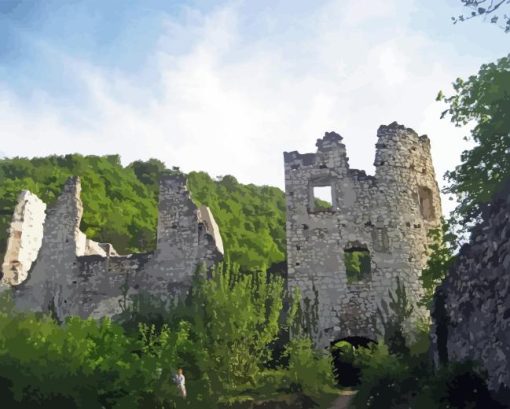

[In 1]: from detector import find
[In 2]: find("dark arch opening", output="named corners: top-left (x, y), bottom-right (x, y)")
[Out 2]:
top-left (330, 336), bottom-right (376, 387)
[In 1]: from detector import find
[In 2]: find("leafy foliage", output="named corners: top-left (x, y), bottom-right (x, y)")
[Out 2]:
top-left (313, 197), bottom-right (332, 211)
top-left (420, 219), bottom-right (458, 308)
top-left (351, 342), bottom-right (505, 409)
top-left (0, 156), bottom-right (286, 271)
top-left (0, 294), bottom-right (188, 408)
top-left (351, 342), bottom-right (419, 408)
top-left (0, 155), bottom-right (159, 256)
top-left (0, 262), bottom-right (337, 408)
top-left (453, 0), bottom-right (510, 32)
top-left (283, 337), bottom-right (335, 398)
top-left (344, 249), bottom-right (371, 284)
top-left (181, 262), bottom-right (286, 391)
top-left (438, 55), bottom-right (510, 226)
top-left (187, 172), bottom-right (286, 270)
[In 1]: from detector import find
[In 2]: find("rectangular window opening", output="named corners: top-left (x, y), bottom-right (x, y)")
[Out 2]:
top-left (313, 185), bottom-right (332, 211)
top-left (344, 247), bottom-right (371, 284)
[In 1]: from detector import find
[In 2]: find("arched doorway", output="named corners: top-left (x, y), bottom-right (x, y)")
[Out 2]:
top-left (330, 336), bottom-right (376, 387)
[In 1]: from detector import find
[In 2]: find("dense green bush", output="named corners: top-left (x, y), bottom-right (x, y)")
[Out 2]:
top-left (351, 341), bottom-right (429, 408)
top-left (352, 342), bottom-right (505, 409)
top-left (122, 263), bottom-right (336, 404)
top-left (0, 263), bottom-right (337, 408)
top-left (0, 294), bottom-right (186, 408)
top-left (283, 337), bottom-right (335, 398)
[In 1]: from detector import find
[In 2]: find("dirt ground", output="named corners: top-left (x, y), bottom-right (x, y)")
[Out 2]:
top-left (328, 390), bottom-right (356, 409)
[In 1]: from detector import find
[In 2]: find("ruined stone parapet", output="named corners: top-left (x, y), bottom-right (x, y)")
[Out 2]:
top-left (198, 205), bottom-right (224, 255)
top-left (76, 231), bottom-right (118, 257)
top-left (8, 174), bottom-right (223, 320)
top-left (140, 174), bottom-right (223, 298)
top-left (431, 180), bottom-right (510, 401)
top-left (284, 122), bottom-right (442, 347)
top-left (284, 131), bottom-right (349, 176)
top-left (12, 177), bottom-right (85, 319)
top-left (2, 191), bottom-right (46, 285)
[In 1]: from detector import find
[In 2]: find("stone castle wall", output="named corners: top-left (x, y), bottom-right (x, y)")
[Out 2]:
top-left (431, 179), bottom-right (510, 401)
top-left (2, 191), bottom-right (46, 285)
top-left (3, 175), bottom-right (223, 321)
top-left (284, 122), bottom-right (442, 347)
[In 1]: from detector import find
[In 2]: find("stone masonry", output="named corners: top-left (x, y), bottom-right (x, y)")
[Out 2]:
top-left (431, 179), bottom-right (510, 402)
top-left (1, 174), bottom-right (223, 321)
top-left (2, 191), bottom-right (46, 285)
top-left (284, 122), bottom-right (442, 347)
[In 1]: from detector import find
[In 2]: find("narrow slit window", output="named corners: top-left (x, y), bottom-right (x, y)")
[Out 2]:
top-left (313, 186), bottom-right (332, 211)
top-left (344, 247), bottom-right (371, 283)
top-left (418, 186), bottom-right (434, 220)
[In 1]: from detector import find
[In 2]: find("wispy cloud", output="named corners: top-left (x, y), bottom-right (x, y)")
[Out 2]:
top-left (0, 0), bottom-right (504, 215)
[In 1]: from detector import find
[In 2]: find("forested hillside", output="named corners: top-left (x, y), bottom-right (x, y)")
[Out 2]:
top-left (0, 155), bottom-right (286, 270)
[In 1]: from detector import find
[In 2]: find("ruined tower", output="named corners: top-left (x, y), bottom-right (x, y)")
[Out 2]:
top-left (284, 122), bottom-right (442, 347)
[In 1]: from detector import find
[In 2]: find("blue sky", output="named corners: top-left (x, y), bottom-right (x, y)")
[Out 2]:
top-left (0, 0), bottom-right (508, 213)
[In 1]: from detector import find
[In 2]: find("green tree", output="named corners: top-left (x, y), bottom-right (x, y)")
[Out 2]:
top-left (438, 54), bottom-right (510, 226)
top-left (0, 155), bottom-right (159, 256)
top-left (187, 172), bottom-right (286, 270)
top-left (185, 262), bottom-right (285, 391)
top-left (420, 219), bottom-right (458, 307)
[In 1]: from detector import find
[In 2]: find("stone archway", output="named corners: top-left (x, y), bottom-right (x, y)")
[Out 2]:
top-left (330, 336), bottom-right (376, 387)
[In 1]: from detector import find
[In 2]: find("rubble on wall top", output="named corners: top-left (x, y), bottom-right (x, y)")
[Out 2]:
top-left (347, 169), bottom-right (376, 183)
top-left (160, 173), bottom-right (187, 185)
top-left (378, 121), bottom-right (417, 134)
top-left (374, 122), bottom-right (434, 155)
top-left (419, 134), bottom-right (431, 144)
top-left (316, 131), bottom-right (343, 151)
top-left (283, 151), bottom-right (316, 165)
top-left (62, 176), bottom-right (81, 193)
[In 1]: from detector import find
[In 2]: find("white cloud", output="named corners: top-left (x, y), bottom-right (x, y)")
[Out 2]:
top-left (0, 0), bottom-right (501, 217)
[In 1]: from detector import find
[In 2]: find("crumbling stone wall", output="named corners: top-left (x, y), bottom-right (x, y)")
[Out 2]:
top-left (4, 174), bottom-right (223, 321)
top-left (2, 191), bottom-right (46, 285)
top-left (431, 179), bottom-right (510, 400)
top-left (284, 122), bottom-right (442, 347)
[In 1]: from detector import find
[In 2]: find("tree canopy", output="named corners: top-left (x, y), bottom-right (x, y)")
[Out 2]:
top-left (438, 54), bottom-right (510, 226)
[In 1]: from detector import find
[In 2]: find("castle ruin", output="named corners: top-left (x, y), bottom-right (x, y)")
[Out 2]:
top-left (284, 122), bottom-right (442, 347)
top-left (1, 174), bottom-right (223, 321)
top-left (1, 122), bottom-right (442, 345)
